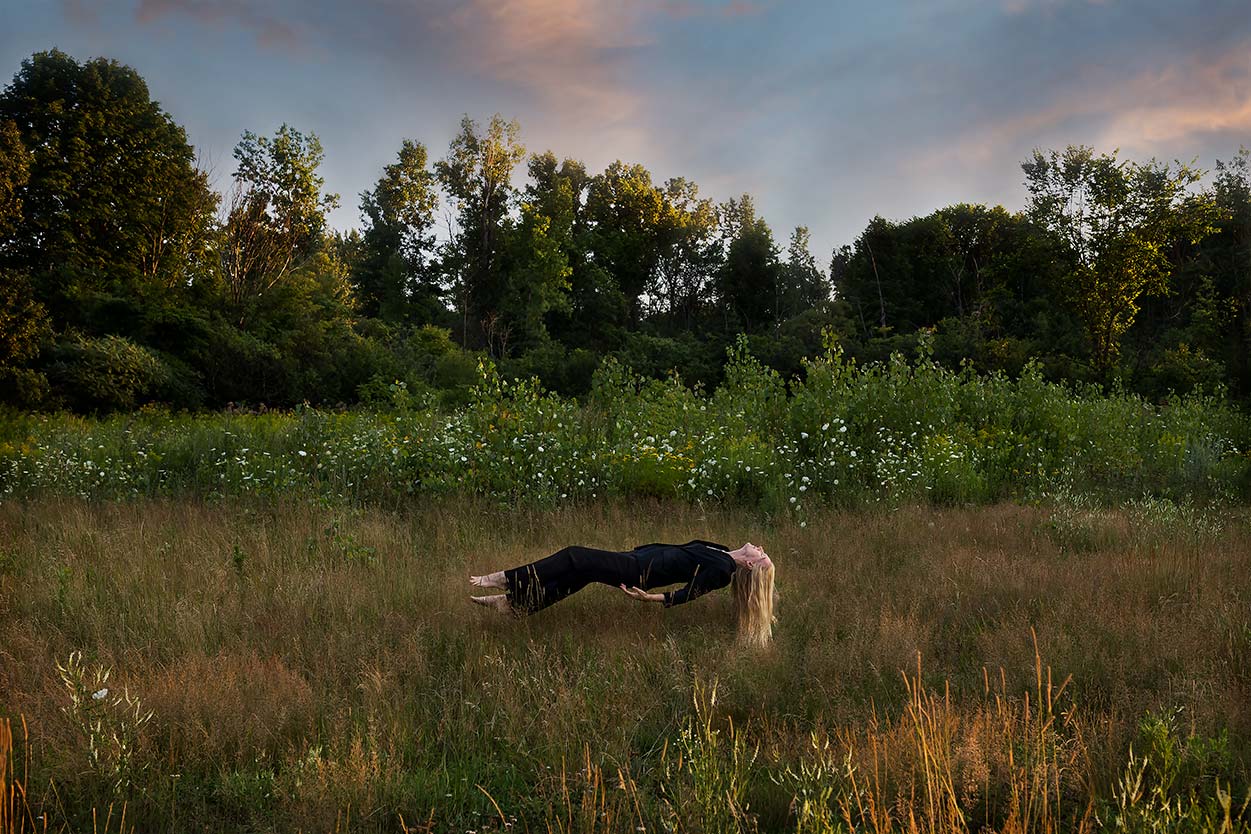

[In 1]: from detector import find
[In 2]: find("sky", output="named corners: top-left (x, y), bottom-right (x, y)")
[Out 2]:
top-left (3, 0), bottom-right (1250, 265)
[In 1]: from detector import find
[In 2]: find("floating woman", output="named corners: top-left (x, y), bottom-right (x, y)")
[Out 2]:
top-left (470, 539), bottom-right (776, 646)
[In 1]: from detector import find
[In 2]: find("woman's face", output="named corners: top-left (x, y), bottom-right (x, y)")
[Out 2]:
top-left (742, 541), bottom-right (771, 567)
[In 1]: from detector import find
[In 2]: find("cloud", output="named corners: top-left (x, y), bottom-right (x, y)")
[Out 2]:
top-left (132, 0), bottom-right (298, 48)
top-left (660, 0), bottom-right (767, 19)
top-left (1097, 46), bottom-right (1251, 152)
top-left (120, 0), bottom-right (660, 150)
top-left (438, 0), bottom-right (649, 128)
top-left (61, 0), bottom-right (98, 25)
top-left (905, 36), bottom-right (1251, 176)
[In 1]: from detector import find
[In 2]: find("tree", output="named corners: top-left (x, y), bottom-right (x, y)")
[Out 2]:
top-left (1208, 149), bottom-right (1251, 387)
top-left (497, 201), bottom-right (573, 353)
top-left (521, 152), bottom-right (626, 351)
top-left (715, 194), bottom-right (781, 333)
top-left (652, 177), bottom-right (720, 330)
top-left (356, 139), bottom-right (440, 323)
top-left (0, 118), bottom-right (46, 402)
top-left (779, 226), bottom-right (827, 318)
top-left (219, 124), bottom-right (339, 325)
top-left (0, 49), bottom-right (217, 319)
top-left (434, 114), bottom-right (526, 349)
top-left (586, 161), bottom-right (669, 327)
top-left (0, 119), bottom-right (29, 240)
top-left (1022, 145), bottom-right (1219, 372)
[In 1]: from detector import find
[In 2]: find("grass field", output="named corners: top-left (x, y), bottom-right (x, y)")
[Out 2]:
top-left (2, 496), bottom-right (1249, 832)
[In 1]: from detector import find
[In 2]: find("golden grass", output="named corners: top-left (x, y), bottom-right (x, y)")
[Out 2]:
top-left (0, 497), bottom-right (1248, 831)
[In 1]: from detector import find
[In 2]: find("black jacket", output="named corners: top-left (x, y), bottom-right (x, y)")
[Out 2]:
top-left (630, 539), bottom-right (736, 607)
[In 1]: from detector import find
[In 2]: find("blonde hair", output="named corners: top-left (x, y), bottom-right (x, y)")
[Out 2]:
top-left (731, 560), bottom-right (776, 647)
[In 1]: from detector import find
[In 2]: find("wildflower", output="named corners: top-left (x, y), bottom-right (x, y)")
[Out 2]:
top-left (850, 450), bottom-right (857, 457)
top-left (298, 450), bottom-right (308, 457)
top-left (801, 432), bottom-right (809, 439)
top-left (840, 425), bottom-right (847, 433)
top-left (822, 423), bottom-right (829, 431)
top-left (92, 688), bottom-right (108, 700)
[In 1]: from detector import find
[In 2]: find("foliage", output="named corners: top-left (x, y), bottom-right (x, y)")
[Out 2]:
top-left (355, 139), bottom-right (440, 323)
top-left (0, 47), bottom-right (1249, 416)
top-left (45, 333), bottom-right (171, 413)
top-left (3, 337), bottom-right (1247, 509)
top-left (56, 650), bottom-right (154, 799)
top-left (0, 49), bottom-right (218, 315)
top-left (220, 124), bottom-right (340, 325)
top-left (435, 114), bottom-right (527, 353)
top-left (1023, 145), bottom-right (1220, 372)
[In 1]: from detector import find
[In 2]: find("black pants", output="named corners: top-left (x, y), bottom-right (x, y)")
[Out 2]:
top-left (505, 546), bottom-right (641, 614)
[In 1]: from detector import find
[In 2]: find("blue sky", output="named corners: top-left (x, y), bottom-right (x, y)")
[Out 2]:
top-left (4, 0), bottom-right (1249, 265)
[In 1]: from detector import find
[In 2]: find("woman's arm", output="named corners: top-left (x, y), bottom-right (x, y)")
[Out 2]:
top-left (619, 585), bottom-right (665, 603)
top-left (661, 566), bottom-right (732, 608)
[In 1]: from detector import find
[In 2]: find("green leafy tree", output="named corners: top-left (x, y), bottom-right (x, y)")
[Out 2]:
top-left (0, 118), bottom-right (29, 239)
top-left (356, 139), bottom-right (440, 323)
top-left (653, 177), bottom-right (720, 330)
top-left (715, 195), bottom-right (782, 333)
top-left (1206, 148), bottom-right (1251, 392)
top-left (527, 153), bottom-right (629, 350)
top-left (1023, 145), bottom-right (1219, 372)
top-left (434, 114), bottom-right (526, 350)
top-left (779, 226), bottom-right (827, 318)
top-left (586, 161), bottom-right (669, 327)
top-left (0, 117), bottom-right (47, 402)
top-left (0, 49), bottom-right (218, 322)
top-left (497, 201), bottom-right (573, 353)
top-left (220, 124), bottom-right (339, 325)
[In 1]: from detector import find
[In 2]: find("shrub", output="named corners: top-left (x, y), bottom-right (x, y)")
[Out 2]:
top-left (47, 333), bottom-right (172, 413)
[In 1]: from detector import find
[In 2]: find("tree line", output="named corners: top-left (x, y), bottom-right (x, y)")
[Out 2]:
top-left (0, 48), bottom-right (1248, 413)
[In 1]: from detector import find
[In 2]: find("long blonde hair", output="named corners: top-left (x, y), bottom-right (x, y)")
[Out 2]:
top-left (731, 560), bottom-right (776, 647)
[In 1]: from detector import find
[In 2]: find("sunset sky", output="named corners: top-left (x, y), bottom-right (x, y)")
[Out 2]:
top-left (4, 0), bottom-right (1249, 264)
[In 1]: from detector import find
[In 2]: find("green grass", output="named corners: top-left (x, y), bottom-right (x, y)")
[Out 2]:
top-left (1, 497), bottom-right (1249, 832)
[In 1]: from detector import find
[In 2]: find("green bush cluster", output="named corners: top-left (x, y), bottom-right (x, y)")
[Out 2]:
top-left (2, 334), bottom-right (1248, 510)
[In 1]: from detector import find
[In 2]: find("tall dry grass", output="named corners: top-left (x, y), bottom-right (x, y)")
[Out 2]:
top-left (0, 497), bottom-right (1248, 831)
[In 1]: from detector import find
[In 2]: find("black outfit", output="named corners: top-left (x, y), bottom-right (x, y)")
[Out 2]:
top-left (504, 539), bottom-right (736, 614)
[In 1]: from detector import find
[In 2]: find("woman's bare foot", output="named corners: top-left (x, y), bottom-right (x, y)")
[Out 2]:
top-left (470, 594), bottom-right (511, 613)
top-left (470, 571), bottom-right (507, 590)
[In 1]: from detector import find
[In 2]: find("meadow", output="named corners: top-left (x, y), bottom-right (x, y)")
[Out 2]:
top-left (2, 340), bottom-right (1251, 832)
top-left (2, 498), bottom-right (1249, 833)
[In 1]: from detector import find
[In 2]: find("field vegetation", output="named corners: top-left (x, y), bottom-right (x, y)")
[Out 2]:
top-left (2, 497), bottom-right (1249, 832)
top-left (4, 43), bottom-right (1251, 834)
top-left (3, 334), bottom-right (1248, 514)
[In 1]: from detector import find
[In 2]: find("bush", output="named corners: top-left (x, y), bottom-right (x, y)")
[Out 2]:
top-left (46, 334), bottom-right (172, 413)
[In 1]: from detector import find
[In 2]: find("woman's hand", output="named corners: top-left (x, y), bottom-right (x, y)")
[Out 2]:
top-left (619, 584), bottom-right (662, 603)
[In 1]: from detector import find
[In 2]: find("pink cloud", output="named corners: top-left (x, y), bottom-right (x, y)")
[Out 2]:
top-left (908, 37), bottom-right (1251, 174)
top-left (438, 0), bottom-right (652, 134)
